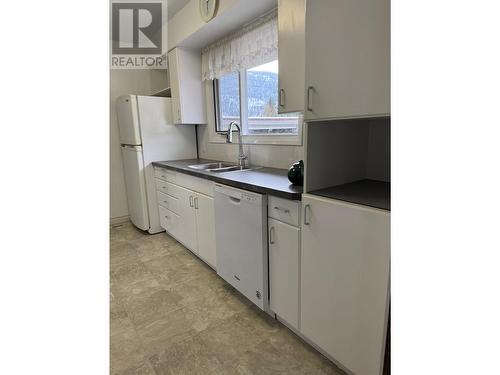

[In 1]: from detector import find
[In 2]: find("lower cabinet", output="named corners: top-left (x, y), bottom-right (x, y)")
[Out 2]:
top-left (194, 193), bottom-right (216, 268)
top-left (268, 217), bottom-right (300, 329)
top-left (301, 194), bottom-right (390, 375)
top-left (175, 185), bottom-right (198, 251)
top-left (158, 205), bottom-right (181, 239)
top-left (155, 168), bottom-right (216, 268)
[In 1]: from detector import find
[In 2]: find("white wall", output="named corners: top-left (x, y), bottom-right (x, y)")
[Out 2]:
top-left (197, 124), bottom-right (304, 169)
top-left (110, 70), bottom-right (153, 220)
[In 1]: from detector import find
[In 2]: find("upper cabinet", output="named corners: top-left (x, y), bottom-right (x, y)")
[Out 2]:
top-left (304, 0), bottom-right (390, 121)
top-left (167, 48), bottom-right (207, 125)
top-left (278, 0), bottom-right (305, 114)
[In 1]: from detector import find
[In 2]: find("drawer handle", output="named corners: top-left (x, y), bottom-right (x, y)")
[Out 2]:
top-left (163, 201), bottom-right (168, 204)
top-left (273, 206), bottom-right (290, 214)
top-left (269, 226), bottom-right (276, 244)
top-left (165, 215), bottom-right (169, 219)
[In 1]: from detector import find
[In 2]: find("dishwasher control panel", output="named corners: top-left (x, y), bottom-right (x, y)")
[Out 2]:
top-left (241, 193), bottom-right (258, 203)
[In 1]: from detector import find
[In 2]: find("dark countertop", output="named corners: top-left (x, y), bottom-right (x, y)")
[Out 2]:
top-left (152, 159), bottom-right (302, 200)
top-left (311, 179), bottom-right (390, 210)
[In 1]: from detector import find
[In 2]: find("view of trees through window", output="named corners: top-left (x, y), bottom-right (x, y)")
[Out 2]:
top-left (216, 60), bottom-right (299, 135)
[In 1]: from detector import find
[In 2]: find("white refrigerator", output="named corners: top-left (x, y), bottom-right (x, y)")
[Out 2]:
top-left (116, 95), bottom-right (197, 234)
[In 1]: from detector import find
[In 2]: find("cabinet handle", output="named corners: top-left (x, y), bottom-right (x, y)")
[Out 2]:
top-left (304, 204), bottom-right (311, 225)
top-left (279, 89), bottom-right (285, 107)
top-left (269, 226), bottom-right (276, 244)
top-left (307, 86), bottom-right (314, 112)
top-left (194, 197), bottom-right (199, 209)
top-left (273, 206), bottom-right (290, 214)
top-left (189, 195), bottom-right (194, 207)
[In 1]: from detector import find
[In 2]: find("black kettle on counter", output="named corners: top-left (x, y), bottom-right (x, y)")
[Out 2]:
top-left (288, 160), bottom-right (304, 186)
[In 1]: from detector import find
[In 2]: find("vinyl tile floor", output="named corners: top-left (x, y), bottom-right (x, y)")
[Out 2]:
top-left (110, 222), bottom-right (345, 375)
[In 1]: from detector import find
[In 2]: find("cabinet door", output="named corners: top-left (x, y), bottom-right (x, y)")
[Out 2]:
top-left (167, 48), bottom-right (206, 124)
top-left (301, 194), bottom-right (390, 375)
top-left (278, 0), bottom-right (305, 113)
top-left (269, 218), bottom-right (300, 329)
top-left (304, 0), bottom-right (390, 121)
top-left (167, 49), bottom-right (182, 124)
top-left (175, 185), bottom-right (198, 252)
top-left (194, 193), bottom-right (216, 268)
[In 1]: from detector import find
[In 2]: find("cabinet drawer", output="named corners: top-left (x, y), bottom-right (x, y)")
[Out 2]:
top-left (156, 190), bottom-right (179, 214)
top-left (154, 167), bottom-right (176, 183)
top-left (155, 179), bottom-right (181, 198)
top-left (268, 196), bottom-right (300, 227)
top-left (177, 172), bottom-right (214, 197)
top-left (158, 205), bottom-right (180, 238)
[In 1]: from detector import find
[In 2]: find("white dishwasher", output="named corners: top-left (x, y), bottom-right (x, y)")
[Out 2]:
top-left (214, 184), bottom-right (269, 312)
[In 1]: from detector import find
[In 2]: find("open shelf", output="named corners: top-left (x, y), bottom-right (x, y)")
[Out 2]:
top-left (305, 117), bottom-right (390, 210)
top-left (310, 179), bottom-right (390, 211)
top-left (152, 87), bottom-right (171, 97)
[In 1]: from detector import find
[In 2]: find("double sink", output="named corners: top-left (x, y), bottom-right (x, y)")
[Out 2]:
top-left (188, 162), bottom-right (253, 174)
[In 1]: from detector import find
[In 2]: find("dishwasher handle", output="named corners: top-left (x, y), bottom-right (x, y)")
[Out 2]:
top-left (229, 196), bottom-right (241, 204)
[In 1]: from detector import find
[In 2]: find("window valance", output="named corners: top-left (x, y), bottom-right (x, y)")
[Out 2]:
top-left (201, 8), bottom-right (278, 81)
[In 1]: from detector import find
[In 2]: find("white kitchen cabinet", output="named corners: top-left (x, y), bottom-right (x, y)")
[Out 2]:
top-left (167, 48), bottom-right (206, 125)
top-left (158, 205), bottom-right (181, 240)
top-left (268, 217), bottom-right (300, 329)
top-left (268, 195), bottom-right (300, 227)
top-left (301, 194), bottom-right (390, 375)
top-left (278, 0), bottom-right (305, 114)
top-left (156, 190), bottom-right (179, 214)
top-left (175, 185), bottom-right (198, 251)
top-left (155, 167), bottom-right (216, 269)
top-left (304, 0), bottom-right (390, 121)
top-left (194, 192), bottom-right (216, 268)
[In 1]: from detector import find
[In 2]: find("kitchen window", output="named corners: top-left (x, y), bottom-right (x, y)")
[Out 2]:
top-left (202, 9), bottom-right (302, 145)
top-left (214, 60), bottom-right (300, 136)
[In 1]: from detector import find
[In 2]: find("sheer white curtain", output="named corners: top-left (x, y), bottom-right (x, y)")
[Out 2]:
top-left (201, 9), bottom-right (278, 81)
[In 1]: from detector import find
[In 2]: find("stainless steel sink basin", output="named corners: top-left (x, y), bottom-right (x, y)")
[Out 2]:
top-left (188, 162), bottom-right (253, 173)
top-left (188, 162), bottom-right (235, 171)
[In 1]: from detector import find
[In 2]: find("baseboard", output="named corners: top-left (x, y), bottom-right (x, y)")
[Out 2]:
top-left (110, 215), bottom-right (130, 226)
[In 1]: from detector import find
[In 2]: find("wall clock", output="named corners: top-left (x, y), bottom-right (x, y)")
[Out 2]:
top-left (199, 0), bottom-right (218, 23)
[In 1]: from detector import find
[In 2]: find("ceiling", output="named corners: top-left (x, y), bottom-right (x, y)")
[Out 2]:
top-left (168, 0), bottom-right (191, 20)
top-left (180, 0), bottom-right (277, 49)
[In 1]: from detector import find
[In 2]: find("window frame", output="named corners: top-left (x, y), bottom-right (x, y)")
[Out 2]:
top-left (212, 66), bottom-right (303, 146)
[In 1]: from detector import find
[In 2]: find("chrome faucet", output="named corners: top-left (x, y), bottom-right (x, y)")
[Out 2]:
top-left (226, 121), bottom-right (247, 168)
